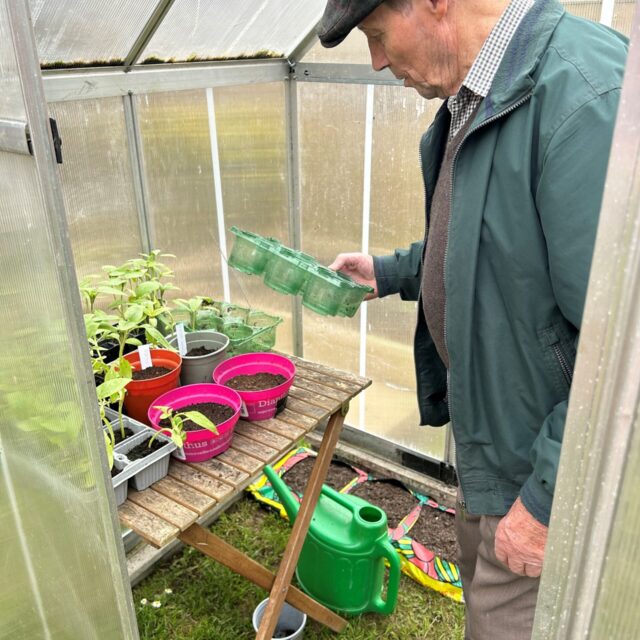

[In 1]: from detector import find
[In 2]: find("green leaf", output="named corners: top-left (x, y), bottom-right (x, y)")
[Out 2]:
top-left (97, 378), bottom-right (130, 400)
top-left (124, 305), bottom-right (145, 324)
top-left (118, 358), bottom-right (133, 379)
top-left (97, 286), bottom-right (126, 297)
top-left (183, 411), bottom-right (218, 434)
top-left (145, 325), bottom-right (171, 348)
top-left (136, 281), bottom-right (161, 297)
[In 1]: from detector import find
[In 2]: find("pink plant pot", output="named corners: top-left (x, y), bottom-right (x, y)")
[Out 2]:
top-left (147, 383), bottom-right (242, 462)
top-left (213, 352), bottom-right (296, 421)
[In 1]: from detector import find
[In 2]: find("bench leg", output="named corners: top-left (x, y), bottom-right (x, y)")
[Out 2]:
top-left (256, 404), bottom-right (348, 639)
top-left (178, 523), bottom-right (347, 633)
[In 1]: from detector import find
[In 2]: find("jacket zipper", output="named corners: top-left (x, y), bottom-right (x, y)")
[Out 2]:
top-left (442, 93), bottom-right (533, 509)
top-left (552, 341), bottom-right (573, 386)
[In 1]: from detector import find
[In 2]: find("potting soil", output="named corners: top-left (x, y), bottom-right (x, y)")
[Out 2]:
top-left (132, 366), bottom-right (172, 380)
top-left (225, 372), bottom-right (286, 391)
top-left (248, 446), bottom-right (463, 603)
top-left (186, 345), bottom-right (214, 357)
top-left (125, 436), bottom-right (166, 461)
top-left (159, 401), bottom-right (235, 432)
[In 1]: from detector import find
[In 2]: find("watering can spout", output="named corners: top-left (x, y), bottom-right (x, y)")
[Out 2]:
top-left (263, 465), bottom-right (299, 524)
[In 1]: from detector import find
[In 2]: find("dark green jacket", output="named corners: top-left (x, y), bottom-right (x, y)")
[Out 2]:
top-left (373, 0), bottom-right (628, 524)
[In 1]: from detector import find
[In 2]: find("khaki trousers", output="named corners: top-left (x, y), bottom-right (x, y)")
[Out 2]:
top-left (455, 496), bottom-right (540, 640)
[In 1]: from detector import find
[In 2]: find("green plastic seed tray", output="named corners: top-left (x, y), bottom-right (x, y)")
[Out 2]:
top-left (333, 271), bottom-right (374, 317)
top-left (246, 310), bottom-right (283, 350)
top-left (302, 265), bottom-right (348, 316)
top-left (228, 226), bottom-right (279, 275)
top-left (263, 246), bottom-right (310, 295)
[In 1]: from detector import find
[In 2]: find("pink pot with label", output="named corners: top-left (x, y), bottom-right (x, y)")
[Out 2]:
top-left (213, 353), bottom-right (296, 421)
top-left (147, 383), bottom-right (242, 462)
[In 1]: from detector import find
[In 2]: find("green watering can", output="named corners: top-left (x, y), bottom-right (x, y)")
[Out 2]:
top-left (263, 465), bottom-right (401, 616)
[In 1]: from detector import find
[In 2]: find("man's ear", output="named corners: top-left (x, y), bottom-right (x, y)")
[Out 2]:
top-left (422, 0), bottom-right (449, 20)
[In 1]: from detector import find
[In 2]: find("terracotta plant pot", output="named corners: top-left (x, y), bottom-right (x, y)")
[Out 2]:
top-left (147, 383), bottom-right (242, 462)
top-left (122, 349), bottom-right (182, 425)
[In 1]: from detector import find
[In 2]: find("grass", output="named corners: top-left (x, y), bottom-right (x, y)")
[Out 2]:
top-left (134, 497), bottom-right (465, 640)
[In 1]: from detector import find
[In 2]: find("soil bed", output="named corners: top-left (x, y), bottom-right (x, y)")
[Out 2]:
top-left (132, 366), bottom-right (172, 381)
top-left (111, 467), bottom-right (122, 478)
top-left (351, 480), bottom-right (419, 530)
top-left (226, 372), bottom-right (285, 391)
top-left (283, 457), bottom-right (358, 494)
top-left (186, 346), bottom-right (214, 357)
top-left (159, 401), bottom-right (234, 432)
top-left (408, 506), bottom-right (459, 563)
top-left (125, 436), bottom-right (167, 461)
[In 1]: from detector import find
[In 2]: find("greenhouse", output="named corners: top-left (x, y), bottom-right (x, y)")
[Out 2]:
top-left (1, 0), bottom-right (639, 638)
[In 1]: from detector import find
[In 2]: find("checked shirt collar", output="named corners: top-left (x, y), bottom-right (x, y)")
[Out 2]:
top-left (447, 0), bottom-right (535, 139)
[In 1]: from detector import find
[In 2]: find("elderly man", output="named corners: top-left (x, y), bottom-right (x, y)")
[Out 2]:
top-left (319, 0), bottom-right (628, 637)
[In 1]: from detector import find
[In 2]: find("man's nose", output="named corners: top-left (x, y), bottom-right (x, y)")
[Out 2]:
top-left (368, 41), bottom-right (389, 71)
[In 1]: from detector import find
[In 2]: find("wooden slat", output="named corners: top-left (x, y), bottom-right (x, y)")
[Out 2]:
top-left (294, 367), bottom-right (361, 395)
top-left (255, 416), bottom-right (306, 440)
top-left (151, 476), bottom-right (216, 515)
top-left (290, 385), bottom-right (339, 411)
top-left (179, 524), bottom-right (347, 634)
top-left (235, 420), bottom-right (292, 449)
top-left (276, 408), bottom-right (317, 431)
top-left (283, 352), bottom-right (371, 388)
top-left (292, 376), bottom-right (350, 401)
top-left (168, 461), bottom-right (234, 500)
top-left (190, 458), bottom-right (249, 485)
top-left (285, 397), bottom-right (331, 421)
top-left (216, 448), bottom-right (264, 474)
top-left (128, 488), bottom-right (198, 531)
top-left (118, 500), bottom-right (179, 548)
top-left (230, 432), bottom-right (278, 461)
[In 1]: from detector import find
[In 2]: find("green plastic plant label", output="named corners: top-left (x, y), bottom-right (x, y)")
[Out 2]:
top-left (138, 344), bottom-right (152, 369)
top-left (176, 323), bottom-right (187, 356)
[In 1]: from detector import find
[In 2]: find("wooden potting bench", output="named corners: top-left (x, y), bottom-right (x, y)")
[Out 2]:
top-left (117, 352), bottom-right (371, 637)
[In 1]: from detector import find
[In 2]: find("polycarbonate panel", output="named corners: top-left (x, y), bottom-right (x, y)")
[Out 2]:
top-left (368, 85), bottom-right (446, 459)
top-left (136, 90), bottom-right (223, 297)
top-left (302, 29), bottom-right (372, 64)
top-left (612, 0), bottom-right (637, 35)
top-left (0, 21), bottom-right (137, 635)
top-left (0, 1), bottom-right (25, 118)
top-left (49, 98), bottom-right (142, 279)
top-left (562, 0), bottom-right (603, 21)
top-left (215, 83), bottom-right (293, 354)
top-left (298, 82), bottom-right (365, 422)
top-left (141, 0), bottom-right (325, 63)
top-left (30, 0), bottom-right (159, 66)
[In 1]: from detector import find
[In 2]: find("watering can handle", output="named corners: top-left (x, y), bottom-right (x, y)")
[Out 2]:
top-left (371, 539), bottom-right (401, 615)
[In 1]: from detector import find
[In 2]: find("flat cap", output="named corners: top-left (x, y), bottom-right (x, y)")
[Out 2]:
top-left (318, 0), bottom-right (386, 48)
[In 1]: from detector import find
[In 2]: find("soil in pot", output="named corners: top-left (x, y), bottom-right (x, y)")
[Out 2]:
top-left (350, 480), bottom-right (420, 530)
top-left (158, 401), bottom-right (235, 432)
top-left (132, 366), bottom-right (172, 381)
top-left (112, 427), bottom-right (135, 445)
top-left (225, 372), bottom-right (286, 391)
top-left (186, 345), bottom-right (214, 357)
top-left (124, 436), bottom-right (167, 461)
top-left (111, 467), bottom-right (122, 479)
top-left (283, 457), bottom-right (358, 494)
top-left (408, 506), bottom-right (459, 563)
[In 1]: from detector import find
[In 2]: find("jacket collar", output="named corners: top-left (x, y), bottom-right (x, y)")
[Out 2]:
top-left (478, 0), bottom-right (566, 118)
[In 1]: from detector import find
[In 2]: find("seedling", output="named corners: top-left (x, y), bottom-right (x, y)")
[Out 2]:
top-left (149, 405), bottom-right (218, 449)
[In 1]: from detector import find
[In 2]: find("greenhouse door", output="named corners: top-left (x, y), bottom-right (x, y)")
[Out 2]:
top-left (0, 2), bottom-right (140, 639)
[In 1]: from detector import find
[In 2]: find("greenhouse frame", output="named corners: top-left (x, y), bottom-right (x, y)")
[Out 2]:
top-left (1, 0), bottom-right (639, 638)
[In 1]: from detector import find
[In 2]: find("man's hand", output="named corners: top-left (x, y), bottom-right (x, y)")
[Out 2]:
top-left (495, 497), bottom-right (548, 578)
top-left (328, 253), bottom-right (378, 299)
